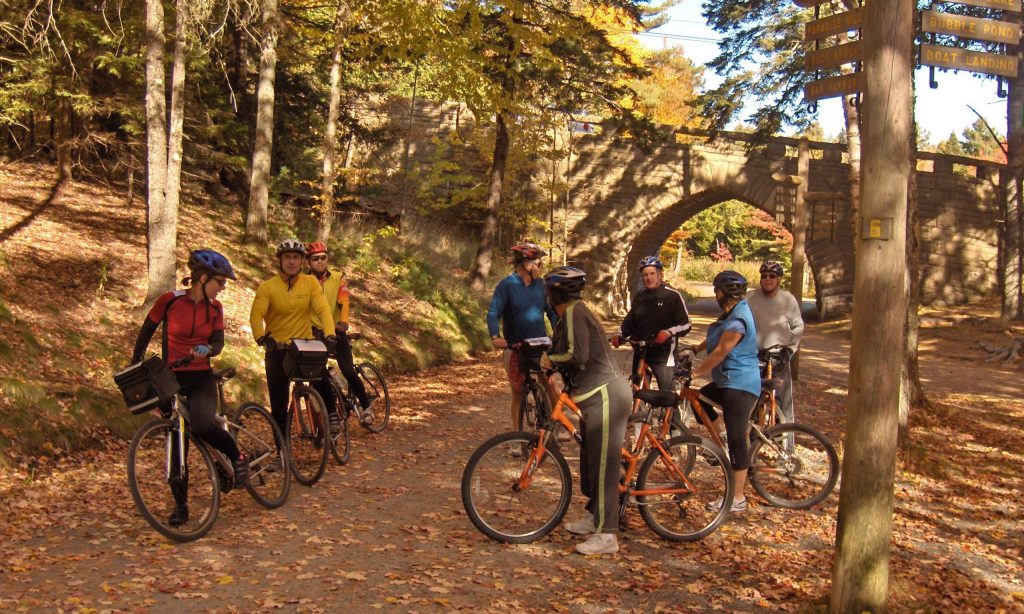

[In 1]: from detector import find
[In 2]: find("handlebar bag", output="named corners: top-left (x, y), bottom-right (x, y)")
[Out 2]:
top-left (114, 355), bottom-right (180, 414)
top-left (283, 339), bottom-right (328, 381)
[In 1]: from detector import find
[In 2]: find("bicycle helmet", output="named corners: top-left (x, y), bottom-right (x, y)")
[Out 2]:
top-left (306, 241), bottom-right (328, 255)
top-left (760, 260), bottom-right (784, 276)
top-left (187, 249), bottom-right (237, 280)
top-left (638, 255), bottom-right (663, 271)
top-left (544, 266), bottom-right (587, 294)
top-left (712, 270), bottom-right (748, 299)
top-left (276, 238), bottom-right (306, 257)
top-left (511, 242), bottom-right (547, 262)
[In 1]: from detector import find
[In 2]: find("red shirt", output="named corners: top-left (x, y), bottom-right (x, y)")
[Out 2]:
top-left (147, 290), bottom-right (224, 371)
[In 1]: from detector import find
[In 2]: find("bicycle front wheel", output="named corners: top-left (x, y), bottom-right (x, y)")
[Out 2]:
top-left (636, 435), bottom-right (733, 542)
top-left (126, 419), bottom-right (220, 542)
top-left (357, 363), bottom-right (390, 433)
top-left (461, 431), bottom-right (572, 544)
top-left (233, 402), bottom-right (291, 508)
top-left (327, 375), bottom-right (351, 466)
top-left (749, 423), bottom-right (839, 509)
top-left (516, 383), bottom-right (547, 432)
top-left (288, 384), bottom-right (330, 486)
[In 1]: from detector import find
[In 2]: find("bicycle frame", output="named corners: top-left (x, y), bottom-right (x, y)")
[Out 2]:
top-left (514, 373), bottom-right (700, 499)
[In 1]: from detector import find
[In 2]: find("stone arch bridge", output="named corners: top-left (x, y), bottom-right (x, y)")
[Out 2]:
top-left (562, 128), bottom-right (1001, 318)
top-left (362, 101), bottom-right (1001, 319)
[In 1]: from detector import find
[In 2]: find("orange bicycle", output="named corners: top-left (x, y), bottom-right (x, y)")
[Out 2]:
top-left (672, 346), bottom-right (839, 509)
top-left (461, 368), bottom-right (733, 543)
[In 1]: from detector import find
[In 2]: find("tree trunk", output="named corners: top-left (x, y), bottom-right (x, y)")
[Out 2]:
top-left (829, 0), bottom-right (912, 610)
top-left (245, 0), bottom-right (280, 244)
top-left (144, 0), bottom-right (174, 303)
top-left (162, 0), bottom-right (188, 263)
top-left (54, 99), bottom-right (73, 182)
top-left (317, 0), bottom-right (350, 242)
top-left (1004, 17), bottom-right (1024, 320)
top-left (790, 138), bottom-right (810, 380)
top-left (674, 239), bottom-right (683, 274)
top-left (469, 112), bottom-right (511, 290)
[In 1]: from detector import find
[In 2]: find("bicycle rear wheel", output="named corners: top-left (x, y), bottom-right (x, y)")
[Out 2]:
top-left (233, 402), bottom-right (291, 508)
top-left (749, 423), bottom-right (839, 509)
top-left (357, 363), bottom-right (390, 432)
top-left (126, 419), bottom-right (220, 542)
top-left (635, 435), bottom-right (732, 542)
top-left (288, 384), bottom-right (330, 486)
top-left (461, 431), bottom-right (572, 544)
top-left (327, 375), bottom-right (351, 466)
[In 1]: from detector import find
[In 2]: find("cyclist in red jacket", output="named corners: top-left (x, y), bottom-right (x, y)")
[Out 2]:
top-left (131, 250), bottom-right (247, 526)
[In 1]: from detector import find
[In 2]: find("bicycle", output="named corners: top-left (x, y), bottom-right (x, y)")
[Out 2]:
top-left (123, 358), bottom-right (290, 542)
top-left (672, 347), bottom-right (839, 510)
top-left (272, 338), bottom-right (332, 486)
top-left (512, 337), bottom-right (552, 432)
top-left (324, 332), bottom-right (392, 466)
top-left (621, 336), bottom-right (690, 440)
top-left (461, 368), bottom-right (733, 544)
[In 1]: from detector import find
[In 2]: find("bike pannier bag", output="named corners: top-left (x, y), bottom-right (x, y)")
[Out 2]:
top-left (283, 339), bottom-right (328, 380)
top-left (113, 356), bottom-right (180, 414)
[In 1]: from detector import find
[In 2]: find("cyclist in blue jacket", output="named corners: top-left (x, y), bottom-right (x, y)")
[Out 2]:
top-left (486, 243), bottom-right (557, 431)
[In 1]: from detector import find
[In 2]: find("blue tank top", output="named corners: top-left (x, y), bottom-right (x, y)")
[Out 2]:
top-left (706, 299), bottom-right (761, 396)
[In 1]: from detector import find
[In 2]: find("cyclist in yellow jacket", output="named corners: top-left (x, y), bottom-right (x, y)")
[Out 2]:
top-left (305, 241), bottom-right (372, 424)
top-left (250, 239), bottom-right (337, 438)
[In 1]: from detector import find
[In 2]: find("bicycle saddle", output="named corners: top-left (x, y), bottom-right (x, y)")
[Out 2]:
top-left (633, 389), bottom-right (679, 408)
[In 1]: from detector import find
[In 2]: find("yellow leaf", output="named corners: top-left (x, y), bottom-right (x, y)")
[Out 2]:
top-left (216, 575), bottom-right (234, 585)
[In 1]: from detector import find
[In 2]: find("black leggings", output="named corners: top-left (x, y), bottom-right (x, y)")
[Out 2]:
top-left (175, 370), bottom-right (240, 461)
top-left (266, 348), bottom-right (340, 440)
top-left (697, 383), bottom-right (757, 471)
top-left (334, 332), bottom-right (368, 408)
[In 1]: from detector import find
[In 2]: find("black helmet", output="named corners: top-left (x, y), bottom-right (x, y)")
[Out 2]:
top-left (511, 242), bottom-right (547, 262)
top-left (276, 238), bottom-right (305, 257)
top-left (712, 270), bottom-right (747, 299)
top-left (760, 260), bottom-right (784, 276)
top-left (188, 249), bottom-right (237, 280)
top-left (544, 266), bottom-right (586, 294)
top-left (638, 256), bottom-right (663, 271)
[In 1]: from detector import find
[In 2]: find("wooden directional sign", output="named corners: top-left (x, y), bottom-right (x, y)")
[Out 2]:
top-left (920, 43), bottom-right (1019, 78)
top-left (921, 10), bottom-right (1021, 44)
top-left (804, 72), bottom-right (865, 101)
top-left (805, 8), bottom-right (863, 41)
top-left (805, 41), bottom-right (863, 71)
top-left (953, 0), bottom-right (1022, 11)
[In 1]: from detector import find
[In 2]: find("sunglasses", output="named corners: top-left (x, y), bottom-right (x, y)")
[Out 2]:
top-left (761, 273), bottom-right (779, 279)
top-left (309, 255), bottom-right (328, 262)
top-left (210, 277), bottom-right (228, 287)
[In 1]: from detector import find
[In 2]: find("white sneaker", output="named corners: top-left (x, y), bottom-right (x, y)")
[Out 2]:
top-left (705, 495), bottom-right (747, 513)
top-left (575, 533), bottom-right (619, 555)
top-left (564, 515), bottom-right (596, 535)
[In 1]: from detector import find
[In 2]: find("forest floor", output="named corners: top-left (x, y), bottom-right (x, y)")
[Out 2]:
top-left (0, 309), bottom-right (1021, 612)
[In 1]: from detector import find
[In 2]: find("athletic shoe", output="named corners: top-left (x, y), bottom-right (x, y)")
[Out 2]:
top-left (705, 495), bottom-right (747, 513)
top-left (575, 533), bottom-right (619, 555)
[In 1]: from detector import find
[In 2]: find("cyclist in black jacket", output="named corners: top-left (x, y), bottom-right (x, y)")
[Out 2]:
top-left (613, 256), bottom-right (692, 391)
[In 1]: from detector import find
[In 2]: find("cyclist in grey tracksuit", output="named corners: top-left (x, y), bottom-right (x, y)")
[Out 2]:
top-left (543, 267), bottom-right (629, 554)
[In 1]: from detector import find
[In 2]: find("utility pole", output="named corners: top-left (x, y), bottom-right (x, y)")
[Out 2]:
top-left (830, 0), bottom-right (913, 610)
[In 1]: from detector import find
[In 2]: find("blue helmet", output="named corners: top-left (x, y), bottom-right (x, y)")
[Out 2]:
top-left (638, 256), bottom-right (663, 271)
top-left (544, 266), bottom-right (587, 294)
top-left (712, 270), bottom-right (747, 299)
top-left (188, 249), bottom-right (236, 280)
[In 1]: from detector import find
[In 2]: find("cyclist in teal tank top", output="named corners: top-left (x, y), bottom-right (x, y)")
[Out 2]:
top-left (691, 270), bottom-right (761, 513)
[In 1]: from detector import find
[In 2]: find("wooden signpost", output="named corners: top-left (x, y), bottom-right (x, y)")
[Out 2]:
top-left (918, 0), bottom-right (1022, 80)
top-left (805, 8), bottom-right (864, 41)
top-left (921, 9), bottom-right (1021, 44)
top-left (920, 43), bottom-right (1019, 77)
top-left (804, 72), bottom-right (866, 100)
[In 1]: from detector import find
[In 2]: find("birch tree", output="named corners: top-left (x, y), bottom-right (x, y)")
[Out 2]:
top-left (245, 0), bottom-right (281, 244)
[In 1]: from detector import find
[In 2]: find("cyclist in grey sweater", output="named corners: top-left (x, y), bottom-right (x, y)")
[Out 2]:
top-left (745, 260), bottom-right (805, 429)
